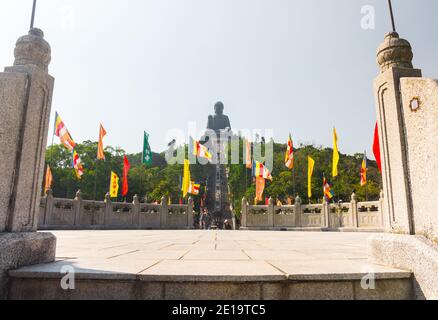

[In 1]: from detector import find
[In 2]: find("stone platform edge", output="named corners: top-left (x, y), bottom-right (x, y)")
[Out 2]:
top-left (368, 233), bottom-right (438, 300)
top-left (0, 232), bottom-right (56, 299)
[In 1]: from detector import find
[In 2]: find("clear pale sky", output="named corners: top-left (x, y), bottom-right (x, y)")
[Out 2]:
top-left (1, 0), bottom-right (437, 158)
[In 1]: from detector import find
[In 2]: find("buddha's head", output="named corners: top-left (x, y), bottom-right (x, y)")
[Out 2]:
top-left (214, 101), bottom-right (224, 115)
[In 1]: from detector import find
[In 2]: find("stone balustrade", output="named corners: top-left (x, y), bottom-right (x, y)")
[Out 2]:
top-left (37, 190), bottom-right (194, 230)
top-left (240, 192), bottom-right (384, 231)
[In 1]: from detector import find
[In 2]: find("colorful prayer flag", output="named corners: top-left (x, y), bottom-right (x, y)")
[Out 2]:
top-left (109, 171), bottom-right (119, 198)
top-left (245, 140), bottom-right (252, 169)
top-left (189, 137), bottom-right (212, 161)
top-left (72, 149), bottom-right (84, 179)
top-left (285, 134), bottom-right (294, 169)
top-left (360, 152), bottom-right (367, 186)
top-left (181, 159), bottom-right (191, 197)
top-left (44, 165), bottom-right (53, 193)
top-left (142, 131), bottom-right (152, 165)
top-left (373, 122), bottom-right (382, 173)
top-left (97, 124), bottom-right (107, 160)
top-left (188, 181), bottom-right (201, 196)
top-left (252, 161), bottom-right (273, 181)
top-left (308, 156), bottom-right (315, 199)
top-left (122, 155), bottom-right (131, 197)
top-left (332, 127), bottom-right (340, 177)
top-left (323, 174), bottom-right (334, 201)
top-left (54, 112), bottom-right (76, 151)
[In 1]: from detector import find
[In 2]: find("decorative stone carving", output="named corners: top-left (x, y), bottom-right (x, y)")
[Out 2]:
top-left (14, 28), bottom-right (51, 72)
top-left (376, 32), bottom-right (413, 73)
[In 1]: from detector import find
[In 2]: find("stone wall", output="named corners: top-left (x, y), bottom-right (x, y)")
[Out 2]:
top-left (400, 78), bottom-right (438, 241)
top-left (37, 191), bottom-right (194, 230)
top-left (240, 194), bottom-right (384, 231)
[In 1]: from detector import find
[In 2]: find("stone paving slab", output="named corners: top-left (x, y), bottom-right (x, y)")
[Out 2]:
top-left (9, 230), bottom-right (411, 283)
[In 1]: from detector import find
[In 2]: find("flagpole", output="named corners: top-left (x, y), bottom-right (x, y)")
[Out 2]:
top-left (365, 182), bottom-right (368, 201)
top-left (139, 164), bottom-right (144, 201)
top-left (93, 159), bottom-right (98, 201)
top-left (30, 0), bottom-right (37, 29)
top-left (293, 167), bottom-right (296, 197)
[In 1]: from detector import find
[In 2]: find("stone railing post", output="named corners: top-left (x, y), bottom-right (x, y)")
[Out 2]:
top-left (268, 197), bottom-right (275, 228)
top-left (143, 194), bottom-right (148, 204)
top-left (187, 197), bottom-right (194, 229)
top-left (38, 191), bottom-right (47, 226)
top-left (160, 196), bottom-right (167, 229)
top-left (322, 197), bottom-right (330, 229)
top-left (379, 190), bottom-right (385, 229)
top-left (73, 190), bottom-right (82, 227)
top-left (294, 195), bottom-right (302, 227)
top-left (44, 189), bottom-right (54, 226)
top-left (133, 194), bottom-right (140, 227)
top-left (351, 192), bottom-right (358, 228)
top-left (104, 193), bottom-right (111, 227)
top-left (240, 197), bottom-right (247, 228)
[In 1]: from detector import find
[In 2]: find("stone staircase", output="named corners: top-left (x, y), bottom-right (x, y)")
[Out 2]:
top-left (8, 264), bottom-right (413, 300)
top-left (6, 230), bottom-right (416, 300)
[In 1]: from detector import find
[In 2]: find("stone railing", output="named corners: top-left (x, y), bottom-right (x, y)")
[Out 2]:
top-left (37, 190), bottom-right (194, 230)
top-left (240, 192), bottom-right (384, 231)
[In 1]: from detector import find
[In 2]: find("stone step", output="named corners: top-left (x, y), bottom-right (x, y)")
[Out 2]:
top-left (8, 261), bottom-right (413, 300)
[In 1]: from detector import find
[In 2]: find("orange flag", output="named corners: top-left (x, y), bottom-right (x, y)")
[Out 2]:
top-left (97, 124), bottom-right (107, 160)
top-left (245, 140), bottom-right (252, 169)
top-left (255, 176), bottom-right (265, 203)
top-left (44, 165), bottom-right (53, 194)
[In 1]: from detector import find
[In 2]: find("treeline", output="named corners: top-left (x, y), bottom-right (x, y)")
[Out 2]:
top-left (44, 140), bottom-right (381, 215)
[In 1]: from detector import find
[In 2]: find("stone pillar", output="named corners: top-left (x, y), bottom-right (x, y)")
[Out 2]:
top-left (187, 197), bottom-right (194, 229)
top-left (0, 28), bottom-right (56, 299)
top-left (379, 190), bottom-right (385, 229)
top-left (322, 197), bottom-right (330, 229)
top-left (44, 189), bottom-right (54, 226)
top-left (73, 190), bottom-right (82, 227)
top-left (132, 194), bottom-right (140, 227)
top-left (104, 193), bottom-right (111, 227)
top-left (350, 192), bottom-right (358, 228)
top-left (0, 29), bottom-right (54, 232)
top-left (160, 196), bottom-right (167, 229)
top-left (374, 32), bottom-right (421, 234)
top-left (294, 195), bottom-right (302, 227)
top-left (268, 197), bottom-right (274, 228)
top-left (240, 197), bottom-right (247, 229)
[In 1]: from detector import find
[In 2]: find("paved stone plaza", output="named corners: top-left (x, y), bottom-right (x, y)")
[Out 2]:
top-left (15, 230), bottom-right (409, 278)
top-left (7, 230), bottom-right (414, 300)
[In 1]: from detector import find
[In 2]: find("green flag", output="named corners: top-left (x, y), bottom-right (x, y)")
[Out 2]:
top-left (142, 131), bottom-right (152, 165)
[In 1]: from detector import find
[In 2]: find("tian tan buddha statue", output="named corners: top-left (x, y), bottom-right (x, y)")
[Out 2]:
top-left (207, 101), bottom-right (231, 133)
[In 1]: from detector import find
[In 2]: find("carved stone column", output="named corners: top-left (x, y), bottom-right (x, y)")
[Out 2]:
top-left (0, 29), bottom-right (56, 299)
top-left (374, 32), bottom-right (421, 234)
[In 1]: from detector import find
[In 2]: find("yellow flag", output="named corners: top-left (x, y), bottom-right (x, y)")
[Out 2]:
top-left (181, 159), bottom-right (191, 197)
top-left (109, 171), bottom-right (119, 198)
top-left (308, 156), bottom-right (315, 199)
top-left (332, 127), bottom-right (340, 177)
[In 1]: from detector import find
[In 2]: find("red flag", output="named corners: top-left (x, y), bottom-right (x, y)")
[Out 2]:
top-left (122, 155), bottom-right (131, 197)
top-left (373, 122), bottom-right (382, 173)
